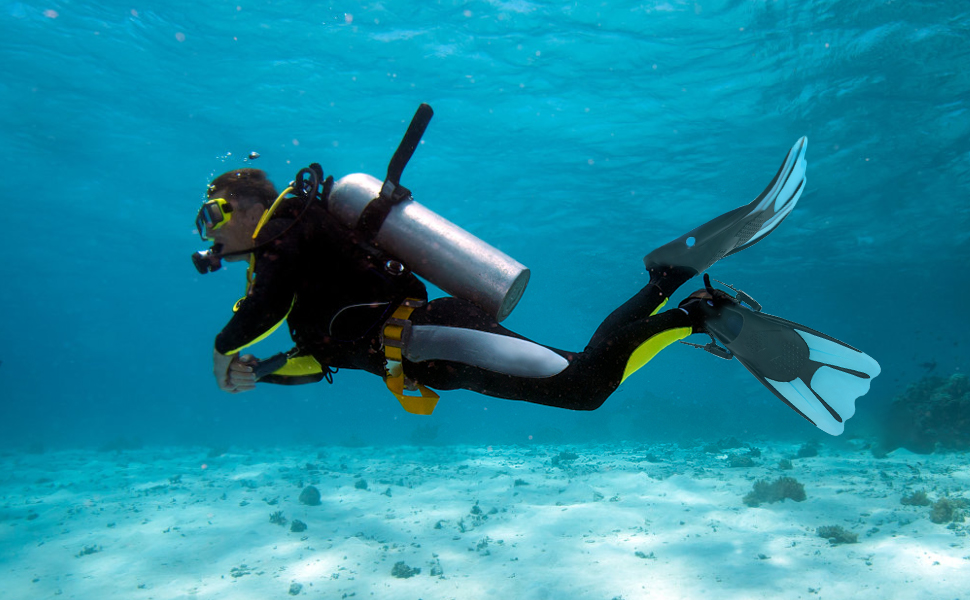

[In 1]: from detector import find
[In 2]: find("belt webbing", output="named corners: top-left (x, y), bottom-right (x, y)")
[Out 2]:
top-left (382, 299), bottom-right (440, 415)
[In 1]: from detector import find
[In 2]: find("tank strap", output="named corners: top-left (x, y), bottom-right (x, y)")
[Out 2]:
top-left (356, 181), bottom-right (410, 241)
top-left (382, 298), bottom-right (440, 415)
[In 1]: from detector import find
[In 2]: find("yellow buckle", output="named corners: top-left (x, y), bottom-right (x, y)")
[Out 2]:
top-left (382, 299), bottom-right (439, 415)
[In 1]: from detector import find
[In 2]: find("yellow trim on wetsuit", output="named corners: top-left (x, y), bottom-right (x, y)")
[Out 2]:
top-left (224, 296), bottom-right (295, 355)
top-left (272, 354), bottom-right (323, 377)
top-left (223, 186), bottom-right (300, 355)
top-left (383, 300), bottom-right (440, 415)
top-left (253, 186), bottom-right (294, 240)
top-left (619, 299), bottom-right (688, 384)
top-left (620, 326), bottom-right (693, 384)
top-left (238, 186), bottom-right (295, 292)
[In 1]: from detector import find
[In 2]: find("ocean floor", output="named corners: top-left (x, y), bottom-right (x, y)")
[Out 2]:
top-left (2, 440), bottom-right (968, 600)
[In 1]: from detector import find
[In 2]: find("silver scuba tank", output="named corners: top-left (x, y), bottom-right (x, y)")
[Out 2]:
top-left (327, 172), bottom-right (530, 322)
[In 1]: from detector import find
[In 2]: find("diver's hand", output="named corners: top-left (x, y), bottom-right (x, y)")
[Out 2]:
top-left (213, 350), bottom-right (258, 393)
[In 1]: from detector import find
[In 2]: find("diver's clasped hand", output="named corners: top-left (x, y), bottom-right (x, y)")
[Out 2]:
top-left (213, 350), bottom-right (258, 393)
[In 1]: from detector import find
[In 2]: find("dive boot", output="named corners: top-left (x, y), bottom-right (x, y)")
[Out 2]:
top-left (644, 137), bottom-right (807, 276)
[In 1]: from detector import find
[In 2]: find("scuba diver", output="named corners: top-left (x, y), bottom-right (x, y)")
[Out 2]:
top-left (193, 105), bottom-right (879, 436)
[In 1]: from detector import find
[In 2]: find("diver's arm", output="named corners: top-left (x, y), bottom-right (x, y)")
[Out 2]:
top-left (213, 219), bottom-right (299, 392)
top-left (214, 259), bottom-right (298, 354)
top-left (216, 217), bottom-right (301, 355)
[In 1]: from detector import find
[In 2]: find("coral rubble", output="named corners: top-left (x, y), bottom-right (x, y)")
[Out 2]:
top-left (817, 525), bottom-right (858, 545)
top-left (881, 374), bottom-right (970, 454)
top-left (743, 477), bottom-right (807, 507)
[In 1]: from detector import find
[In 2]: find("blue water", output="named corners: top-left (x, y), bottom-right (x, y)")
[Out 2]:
top-left (2, 0), bottom-right (969, 448)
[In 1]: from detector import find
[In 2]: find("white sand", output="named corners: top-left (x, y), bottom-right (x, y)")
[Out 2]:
top-left (2, 442), bottom-right (968, 599)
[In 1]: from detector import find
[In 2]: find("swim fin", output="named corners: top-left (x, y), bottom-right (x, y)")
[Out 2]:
top-left (644, 137), bottom-right (807, 275)
top-left (681, 275), bottom-right (880, 436)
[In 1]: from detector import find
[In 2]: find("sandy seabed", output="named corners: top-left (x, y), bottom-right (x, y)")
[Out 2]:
top-left (1, 441), bottom-right (968, 600)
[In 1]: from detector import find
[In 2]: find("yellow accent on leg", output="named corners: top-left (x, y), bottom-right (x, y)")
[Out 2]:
top-left (620, 326), bottom-right (693, 384)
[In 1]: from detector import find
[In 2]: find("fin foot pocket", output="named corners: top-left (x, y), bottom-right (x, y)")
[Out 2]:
top-left (685, 275), bottom-right (880, 436)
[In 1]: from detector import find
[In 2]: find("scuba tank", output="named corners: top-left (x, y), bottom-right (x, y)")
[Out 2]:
top-left (327, 104), bottom-right (530, 322)
top-left (328, 172), bottom-right (530, 322)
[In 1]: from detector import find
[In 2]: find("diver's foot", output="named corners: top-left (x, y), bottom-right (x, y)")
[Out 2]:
top-left (682, 288), bottom-right (713, 303)
top-left (676, 275), bottom-right (742, 333)
top-left (643, 137), bottom-right (807, 277)
top-left (677, 288), bottom-right (719, 333)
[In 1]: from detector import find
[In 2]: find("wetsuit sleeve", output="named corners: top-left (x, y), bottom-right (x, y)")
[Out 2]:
top-left (214, 219), bottom-right (299, 355)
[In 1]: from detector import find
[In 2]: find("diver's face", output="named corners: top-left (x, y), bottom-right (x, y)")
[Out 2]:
top-left (208, 193), bottom-right (263, 261)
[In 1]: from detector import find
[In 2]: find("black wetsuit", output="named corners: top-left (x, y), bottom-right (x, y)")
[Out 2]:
top-left (216, 198), bottom-right (698, 410)
top-left (215, 198), bottom-right (427, 377)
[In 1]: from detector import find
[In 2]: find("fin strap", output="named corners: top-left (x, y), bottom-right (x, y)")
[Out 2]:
top-left (382, 299), bottom-right (440, 415)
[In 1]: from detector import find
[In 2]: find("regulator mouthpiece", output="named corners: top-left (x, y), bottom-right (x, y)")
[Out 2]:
top-left (192, 245), bottom-right (224, 274)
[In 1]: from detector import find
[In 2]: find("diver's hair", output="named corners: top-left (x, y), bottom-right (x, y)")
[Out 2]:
top-left (208, 168), bottom-right (277, 209)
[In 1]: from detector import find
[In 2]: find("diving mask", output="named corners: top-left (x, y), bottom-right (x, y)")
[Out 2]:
top-left (195, 197), bottom-right (233, 241)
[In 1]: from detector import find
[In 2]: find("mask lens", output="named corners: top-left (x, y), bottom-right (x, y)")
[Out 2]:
top-left (195, 198), bottom-right (231, 240)
top-left (196, 210), bottom-right (210, 241)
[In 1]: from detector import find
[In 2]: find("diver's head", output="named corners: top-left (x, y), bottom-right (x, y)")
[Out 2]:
top-left (197, 168), bottom-right (277, 261)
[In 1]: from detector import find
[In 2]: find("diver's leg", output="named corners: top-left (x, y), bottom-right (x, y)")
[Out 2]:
top-left (582, 139), bottom-right (808, 365)
top-left (587, 266), bottom-right (694, 349)
top-left (403, 297), bottom-right (696, 410)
